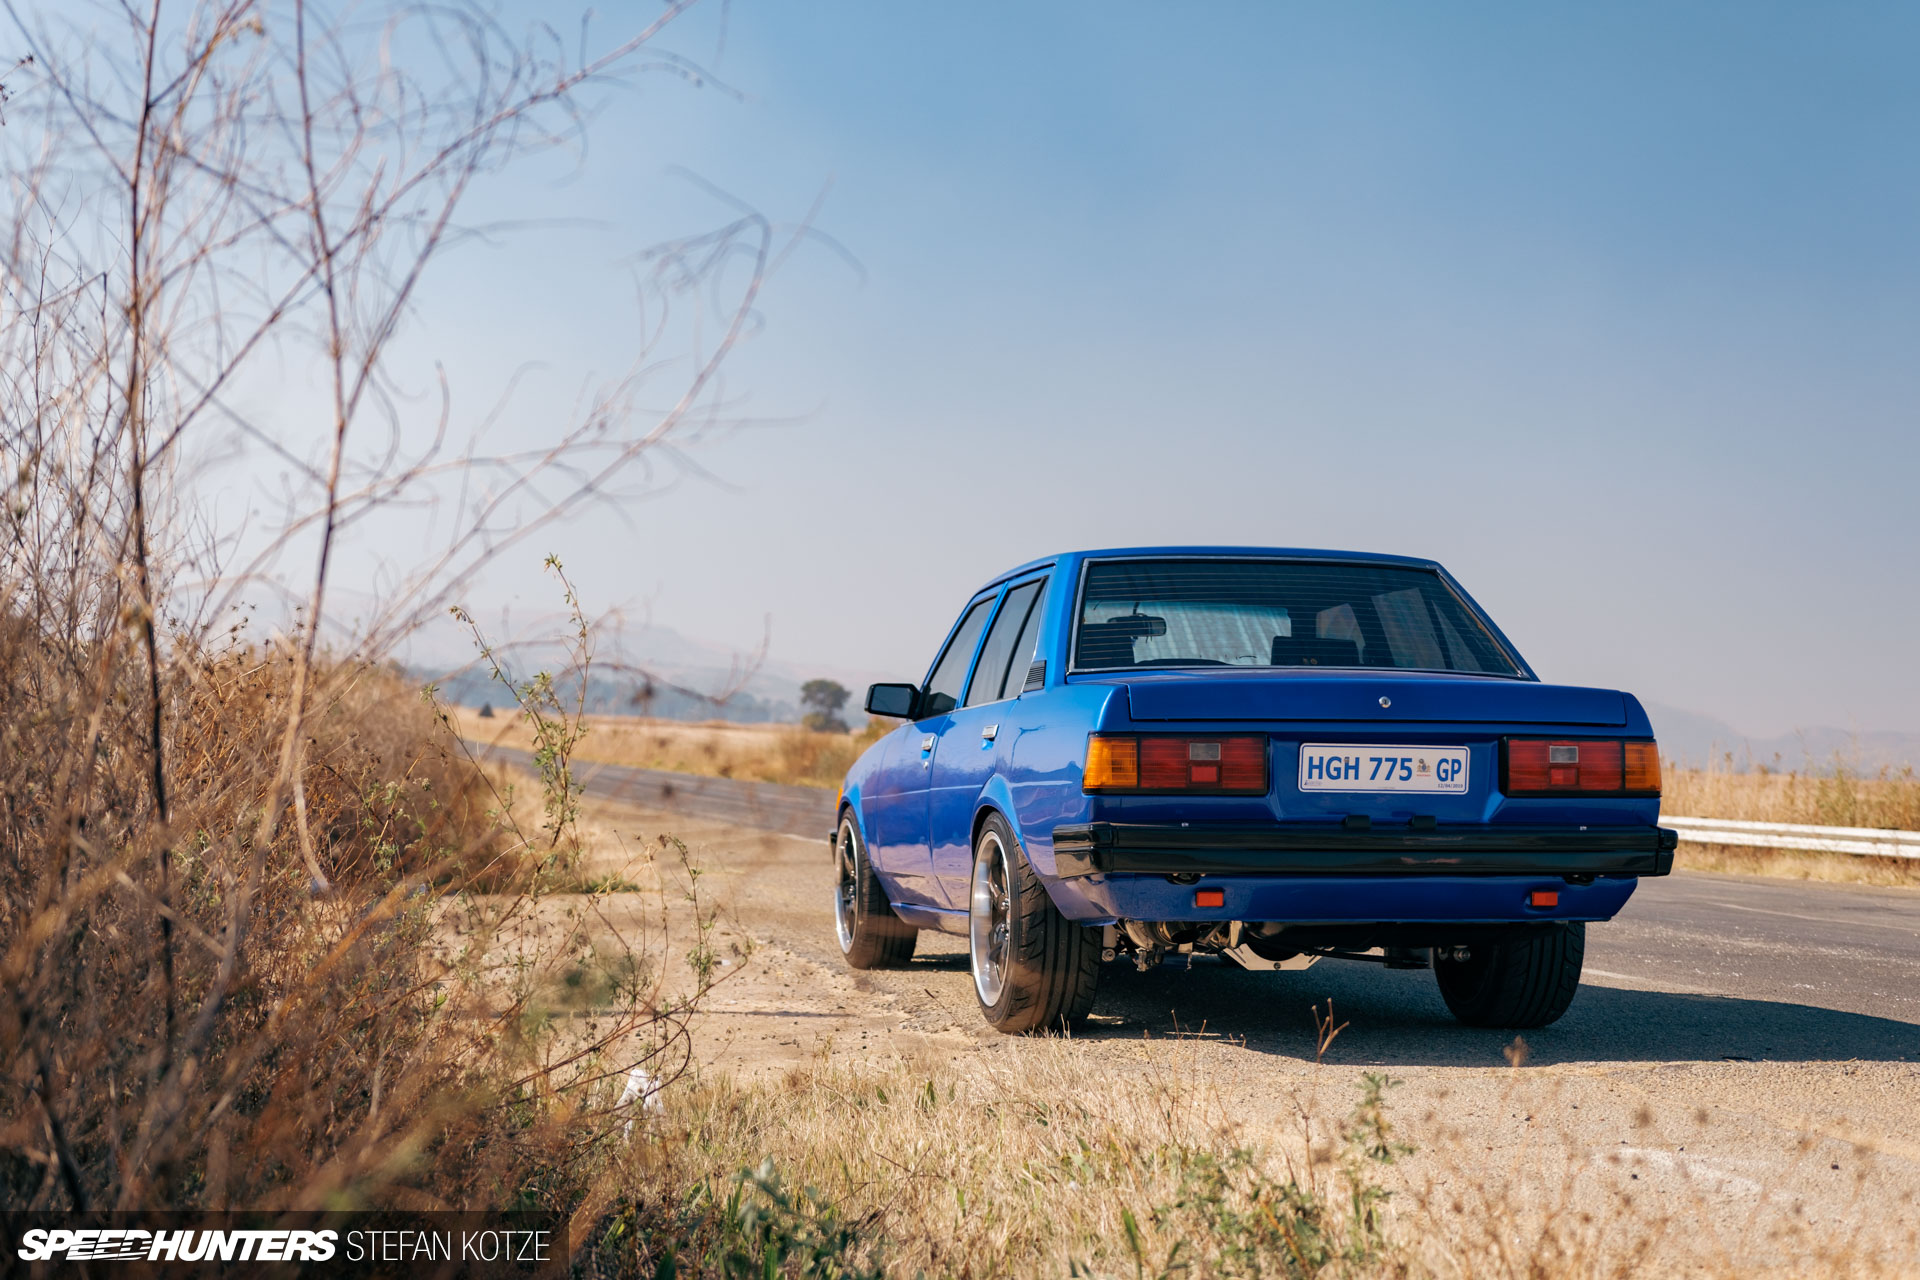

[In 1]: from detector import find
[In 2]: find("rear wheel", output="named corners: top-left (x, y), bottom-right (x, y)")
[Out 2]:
top-left (969, 813), bottom-right (1100, 1033)
top-left (1433, 923), bottom-right (1585, 1028)
top-left (834, 812), bottom-right (916, 969)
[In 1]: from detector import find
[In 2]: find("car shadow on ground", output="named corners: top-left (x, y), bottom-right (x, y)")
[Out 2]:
top-left (1075, 959), bottom-right (1920, 1068)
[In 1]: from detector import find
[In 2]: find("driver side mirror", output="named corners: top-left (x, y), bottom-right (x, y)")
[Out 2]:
top-left (864, 682), bottom-right (921, 719)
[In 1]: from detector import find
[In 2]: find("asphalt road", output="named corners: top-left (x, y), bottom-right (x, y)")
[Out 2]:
top-left (1592, 871), bottom-right (1920, 1034)
top-left (547, 752), bottom-right (837, 838)
top-left (494, 746), bottom-right (1920, 1052)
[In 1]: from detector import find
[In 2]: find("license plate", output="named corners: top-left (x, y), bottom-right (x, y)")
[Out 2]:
top-left (1298, 744), bottom-right (1470, 793)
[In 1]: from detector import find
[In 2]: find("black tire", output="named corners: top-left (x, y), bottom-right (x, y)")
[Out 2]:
top-left (1433, 923), bottom-right (1585, 1028)
top-left (833, 812), bottom-right (916, 969)
top-left (969, 813), bottom-right (1100, 1034)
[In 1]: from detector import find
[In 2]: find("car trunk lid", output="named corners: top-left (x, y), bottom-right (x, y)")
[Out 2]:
top-left (1119, 671), bottom-right (1626, 727)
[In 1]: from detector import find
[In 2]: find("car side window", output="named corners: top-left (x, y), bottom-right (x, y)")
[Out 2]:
top-left (922, 595), bottom-right (996, 717)
top-left (1001, 579), bottom-right (1048, 695)
top-left (964, 579), bottom-right (1044, 707)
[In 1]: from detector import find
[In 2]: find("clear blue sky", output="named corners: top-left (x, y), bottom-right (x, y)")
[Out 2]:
top-left (389, 1), bottom-right (1919, 739)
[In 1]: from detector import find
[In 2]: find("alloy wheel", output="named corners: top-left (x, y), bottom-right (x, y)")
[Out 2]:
top-left (970, 830), bottom-right (1013, 1006)
top-left (834, 819), bottom-right (859, 953)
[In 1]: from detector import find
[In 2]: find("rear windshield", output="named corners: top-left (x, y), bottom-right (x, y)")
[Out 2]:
top-left (1074, 559), bottom-right (1523, 676)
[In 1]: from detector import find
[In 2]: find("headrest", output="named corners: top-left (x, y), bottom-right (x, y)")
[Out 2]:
top-left (1270, 634), bottom-right (1362, 667)
top-left (1077, 622), bottom-right (1145, 668)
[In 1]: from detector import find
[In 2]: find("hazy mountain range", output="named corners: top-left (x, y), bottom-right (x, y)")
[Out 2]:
top-left (418, 624), bottom-right (888, 725)
top-left (1641, 703), bottom-right (1920, 775)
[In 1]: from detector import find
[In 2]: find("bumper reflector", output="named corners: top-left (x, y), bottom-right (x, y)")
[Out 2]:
top-left (1194, 888), bottom-right (1225, 908)
top-left (1528, 889), bottom-right (1560, 908)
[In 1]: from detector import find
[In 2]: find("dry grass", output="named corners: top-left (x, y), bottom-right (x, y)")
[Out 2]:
top-left (1664, 760), bottom-right (1920, 886)
top-left (0, 635), bottom-right (715, 1214)
top-left (445, 706), bottom-right (888, 790)
top-left (1663, 761), bottom-right (1920, 830)
top-left (588, 1046), bottom-right (1408, 1278)
top-left (6, 644), bottom-right (465, 1208)
top-left (1672, 844), bottom-right (1920, 887)
top-left (569, 1046), bottom-right (1907, 1279)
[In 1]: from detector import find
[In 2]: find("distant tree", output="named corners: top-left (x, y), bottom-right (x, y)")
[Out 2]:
top-left (478, 703), bottom-right (495, 719)
top-left (800, 679), bottom-right (851, 733)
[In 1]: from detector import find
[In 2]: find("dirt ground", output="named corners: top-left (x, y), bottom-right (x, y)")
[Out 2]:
top-left (444, 707), bottom-right (875, 789)
top-left (447, 706), bottom-right (793, 762)
top-left (557, 791), bottom-right (1920, 1271)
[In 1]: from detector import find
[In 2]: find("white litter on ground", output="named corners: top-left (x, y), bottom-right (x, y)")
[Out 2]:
top-left (619, 1066), bottom-right (662, 1135)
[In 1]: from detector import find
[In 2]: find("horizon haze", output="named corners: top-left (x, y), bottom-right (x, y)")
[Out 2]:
top-left (230, 1), bottom-right (1919, 744)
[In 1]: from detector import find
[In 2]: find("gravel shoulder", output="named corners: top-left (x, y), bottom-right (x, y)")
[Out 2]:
top-left (572, 792), bottom-right (1920, 1268)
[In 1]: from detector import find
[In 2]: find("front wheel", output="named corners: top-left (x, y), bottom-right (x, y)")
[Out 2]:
top-left (1433, 923), bottom-right (1585, 1028)
top-left (834, 813), bottom-right (916, 969)
top-left (969, 814), bottom-right (1100, 1034)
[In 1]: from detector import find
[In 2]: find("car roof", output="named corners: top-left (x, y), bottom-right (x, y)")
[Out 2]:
top-left (976, 545), bottom-right (1443, 594)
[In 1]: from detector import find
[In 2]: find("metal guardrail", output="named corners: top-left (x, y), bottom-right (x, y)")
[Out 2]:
top-left (1665, 815), bottom-right (1920, 860)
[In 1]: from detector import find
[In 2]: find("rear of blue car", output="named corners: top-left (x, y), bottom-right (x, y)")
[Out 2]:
top-left (836, 549), bottom-right (1675, 1034)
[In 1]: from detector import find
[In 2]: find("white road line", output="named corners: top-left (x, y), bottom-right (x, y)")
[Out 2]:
top-left (1709, 901), bottom-right (1920, 933)
top-left (1583, 968), bottom-right (1727, 996)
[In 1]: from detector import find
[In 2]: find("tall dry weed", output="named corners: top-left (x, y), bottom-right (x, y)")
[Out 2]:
top-left (0, 0), bottom-right (774, 1220)
top-left (0, 626), bottom-right (718, 1212)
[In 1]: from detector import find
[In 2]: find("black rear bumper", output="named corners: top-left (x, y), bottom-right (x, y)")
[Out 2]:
top-left (1050, 822), bottom-right (1678, 879)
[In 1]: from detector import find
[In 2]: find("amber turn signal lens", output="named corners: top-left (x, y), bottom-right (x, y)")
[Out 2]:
top-left (1624, 740), bottom-right (1661, 794)
top-left (1084, 735), bottom-right (1139, 790)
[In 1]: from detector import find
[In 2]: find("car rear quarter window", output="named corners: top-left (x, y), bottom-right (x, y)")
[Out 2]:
top-left (923, 595), bottom-right (996, 716)
top-left (1001, 579), bottom-right (1048, 695)
top-left (1075, 559), bottom-right (1521, 676)
top-left (964, 579), bottom-right (1045, 707)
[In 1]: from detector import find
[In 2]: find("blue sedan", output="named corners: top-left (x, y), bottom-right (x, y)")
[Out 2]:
top-left (833, 547), bottom-right (1675, 1034)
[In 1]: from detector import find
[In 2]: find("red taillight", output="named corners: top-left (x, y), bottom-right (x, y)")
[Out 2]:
top-left (1140, 737), bottom-right (1195, 789)
top-left (1504, 738), bottom-right (1660, 796)
top-left (1084, 735), bottom-right (1267, 794)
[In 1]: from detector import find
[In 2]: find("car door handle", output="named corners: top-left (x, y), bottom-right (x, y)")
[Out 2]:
top-left (981, 724), bottom-right (998, 741)
top-left (920, 735), bottom-right (935, 766)
top-left (921, 736), bottom-right (935, 751)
